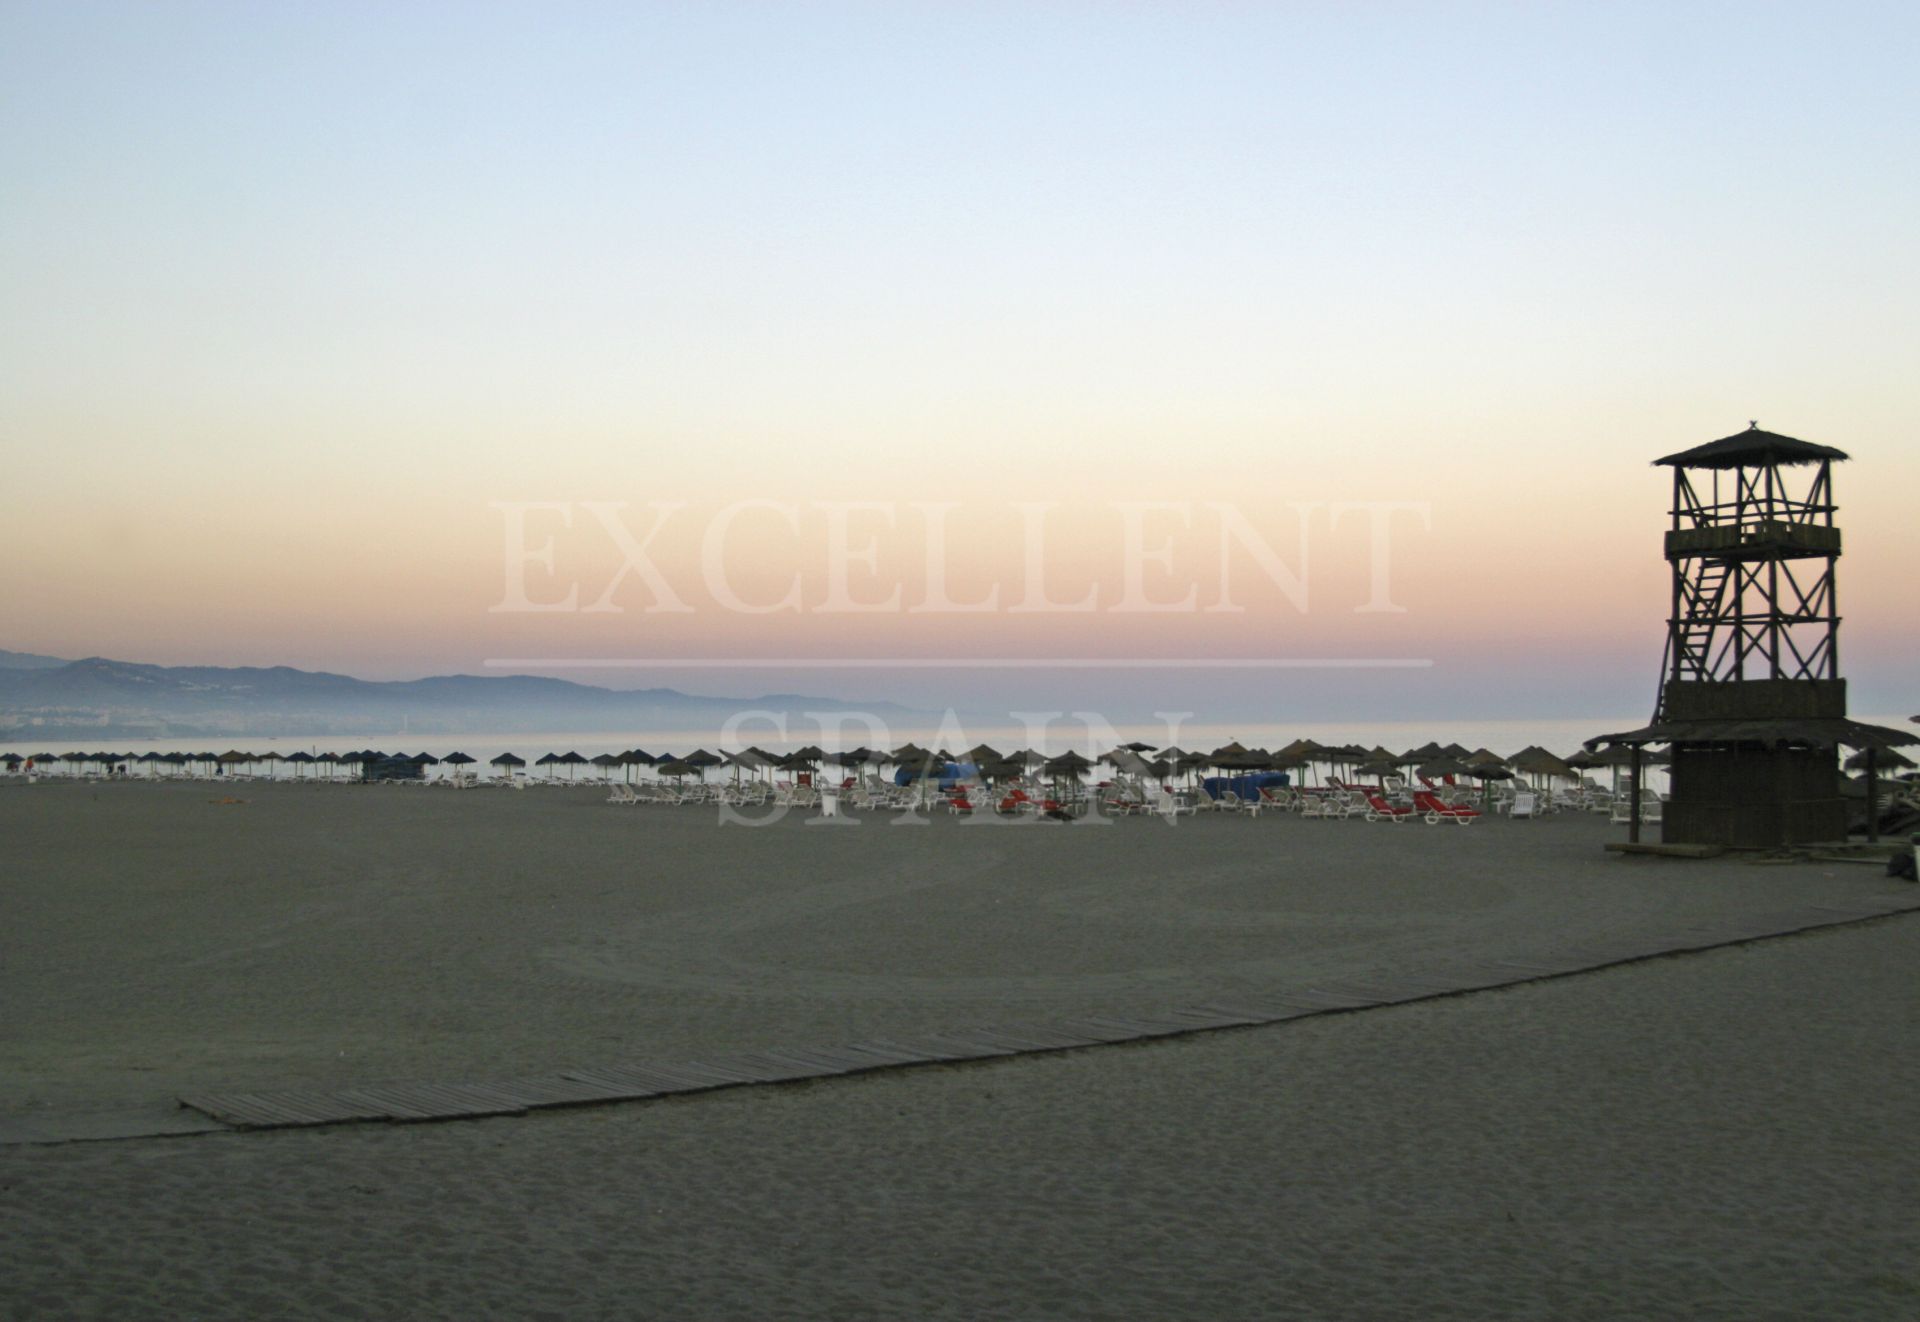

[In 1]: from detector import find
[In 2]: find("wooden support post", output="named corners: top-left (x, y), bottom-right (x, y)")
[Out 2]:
top-left (1628, 747), bottom-right (1644, 844)
top-left (1865, 747), bottom-right (1879, 844)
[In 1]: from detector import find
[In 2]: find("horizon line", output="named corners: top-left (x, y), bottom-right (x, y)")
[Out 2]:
top-left (483, 658), bottom-right (1438, 671)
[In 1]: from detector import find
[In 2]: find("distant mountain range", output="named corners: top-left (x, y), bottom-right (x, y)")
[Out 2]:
top-left (0, 651), bottom-right (921, 738)
top-left (0, 648), bottom-right (70, 670)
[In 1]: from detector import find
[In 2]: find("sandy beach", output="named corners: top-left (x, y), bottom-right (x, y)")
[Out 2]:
top-left (4, 779), bottom-right (1916, 1318)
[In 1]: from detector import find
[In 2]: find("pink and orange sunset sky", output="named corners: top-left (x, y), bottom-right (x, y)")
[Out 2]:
top-left (3, 2), bottom-right (1915, 723)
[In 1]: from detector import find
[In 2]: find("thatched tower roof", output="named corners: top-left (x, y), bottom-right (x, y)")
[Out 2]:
top-left (1655, 424), bottom-right (1847, 470)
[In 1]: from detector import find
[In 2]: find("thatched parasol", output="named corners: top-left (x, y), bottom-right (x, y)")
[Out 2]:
top-left (1044, 751), bottom-right (1093, 789)
top-left (1509, 746), bottom-right (1576, 783)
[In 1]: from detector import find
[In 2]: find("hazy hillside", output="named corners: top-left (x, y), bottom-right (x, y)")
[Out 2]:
top-left (0, 655), bottom-right (919, 738)
top-left (0, 648), bottom-right (70, 670)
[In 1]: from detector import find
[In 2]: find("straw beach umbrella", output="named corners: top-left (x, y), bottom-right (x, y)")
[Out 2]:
top-left (1044, 749), bottom-right (1093, 799)
top-left (1465, 763), bottom-right (1515, 807)
top-left (1509, 746), bottom-right (1576, 789)
top-left (1275, 738), bottom-right (1327, 785)
top-left (888, 744), bottom-right (933, 776)
top-left (1846, 747), bottom-right (1914, 772)
top-left (490, 752), bottom-right (526, 780)
top-left (726, 748), bottom-right (777, 786)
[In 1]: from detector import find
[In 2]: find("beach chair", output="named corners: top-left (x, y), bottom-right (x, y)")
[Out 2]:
top-left (1103, 776), bottom-right (1150, 815)
top-left (1364, 792), bottom-right (1415, 823)
top-left (1507, 791), bottom-right (1538, 819)
top-left (1144, 783), bottom-right (1195, 819)
top-left (606, 783), bottom-right (638, 804)
top-left (1413, 790), bottom-right (1479, 825)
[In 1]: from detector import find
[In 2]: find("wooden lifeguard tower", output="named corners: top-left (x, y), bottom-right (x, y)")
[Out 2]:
top-left (1591, 424), bottom-right (1913, 847)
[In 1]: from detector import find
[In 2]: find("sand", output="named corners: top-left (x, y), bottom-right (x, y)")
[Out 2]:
top-left (3, 779), bottom-right (1916, 1318)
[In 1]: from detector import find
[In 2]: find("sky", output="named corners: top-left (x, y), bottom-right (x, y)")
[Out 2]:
top-left (2, 1), bottom-right (1916, 723)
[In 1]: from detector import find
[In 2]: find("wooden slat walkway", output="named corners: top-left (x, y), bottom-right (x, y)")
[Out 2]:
top-left (57, 890), bottom-right (1920, 1143)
